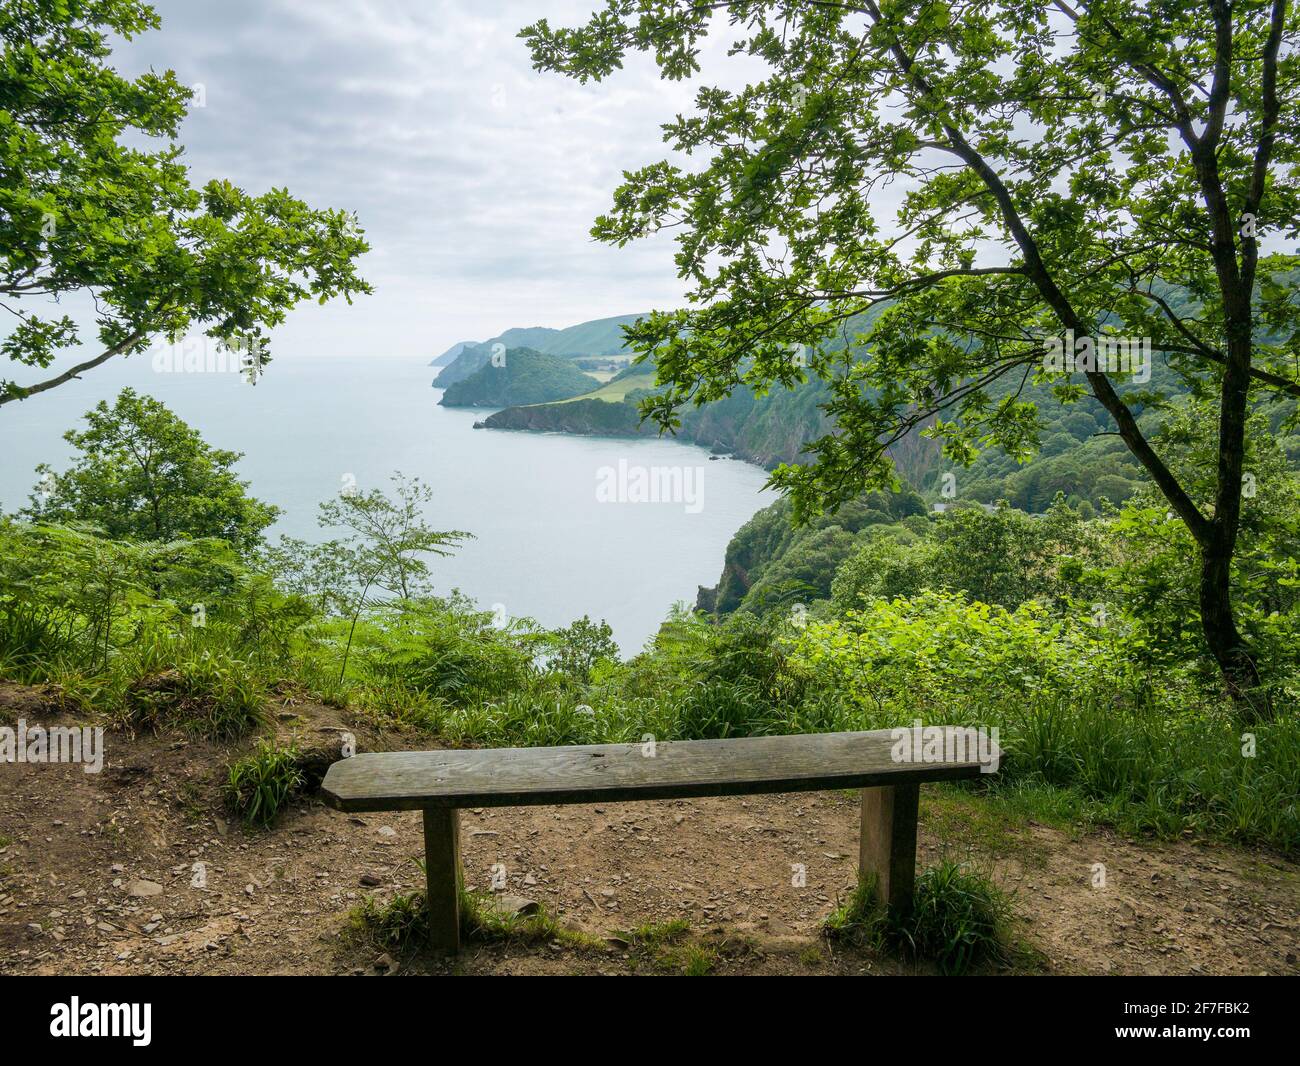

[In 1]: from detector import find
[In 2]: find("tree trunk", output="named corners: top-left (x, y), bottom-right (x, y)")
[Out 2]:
top-left (1198, 542), bottom-right (1267, 722)
top-left (1201, 310), bottom-right (1270, 722)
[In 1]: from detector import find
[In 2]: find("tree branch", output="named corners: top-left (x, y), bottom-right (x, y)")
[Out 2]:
top-left (0, 330), bottom-right (147, 407)
top-left (1242, 0), bottom-right (1286, 293)
top-left (863, 0), bottom-right (1212, 545)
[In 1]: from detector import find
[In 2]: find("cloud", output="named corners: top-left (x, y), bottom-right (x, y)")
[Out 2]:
top-left (111, 0), bottom-right (737, 357)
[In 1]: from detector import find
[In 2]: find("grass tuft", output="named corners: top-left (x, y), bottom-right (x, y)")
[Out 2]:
top-left (347, 879), bottom-right (599, 957)
top-left (224, 739), bottom-right (305, 827)
top-left (458, 887), bottom-right (562, 943)
top-left (825, 862), bottom-right (1012, 975)
top-left (618, 918), bottom-right (720, 974)
top-left (348, 890), bottom-right (429, 953)
top-left (123, 654), bottom-right (266, 740)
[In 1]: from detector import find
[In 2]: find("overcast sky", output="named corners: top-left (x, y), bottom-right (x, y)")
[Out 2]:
top-left (107, 0), bottom-right (756, 360)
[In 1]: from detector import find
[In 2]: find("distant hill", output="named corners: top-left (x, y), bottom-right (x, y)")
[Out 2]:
top-left (532, 313), bottom-right (645, 357)
top-left (433, 313), bottom-right (646, 387)
top-left (490, 326), bottom-right (562, 351)
top-left (439, 348), bottom-right (599, 408)
top-left (430, 341), bottom-right (474, 367)
top-left (433, 342), bottom-right (495, 386)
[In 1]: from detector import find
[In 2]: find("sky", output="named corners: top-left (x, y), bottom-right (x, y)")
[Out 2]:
top-left (106, 0), bottom-right (754, 360)
top-left (17, 4), bottom-right (1293, 373)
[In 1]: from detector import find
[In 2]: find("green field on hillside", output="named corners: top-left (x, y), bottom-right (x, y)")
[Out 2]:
top-left (553, 367), bottom-right (657, 404)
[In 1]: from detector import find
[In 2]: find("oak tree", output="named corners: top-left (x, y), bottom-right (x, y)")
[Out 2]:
top-left (523, 0), bottom-right (1299, 717)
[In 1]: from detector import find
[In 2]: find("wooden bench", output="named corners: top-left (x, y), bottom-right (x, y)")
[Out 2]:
top-left (320, 727), bottom-right (1000, 952)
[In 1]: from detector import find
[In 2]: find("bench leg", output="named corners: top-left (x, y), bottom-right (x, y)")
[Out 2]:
top-left (422, 807), bottom-right (461, 953)
top-left (858, 783), bottom-right (919, 917)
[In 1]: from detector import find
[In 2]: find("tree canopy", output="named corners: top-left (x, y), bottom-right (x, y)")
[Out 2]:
top-left (0, 0), bottom-right (370, 406)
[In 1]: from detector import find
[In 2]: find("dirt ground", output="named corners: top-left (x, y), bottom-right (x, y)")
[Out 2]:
top-left (1, 682), bottom-right (1296, 976)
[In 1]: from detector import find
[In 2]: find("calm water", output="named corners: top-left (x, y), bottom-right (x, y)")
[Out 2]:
top-left (0, 354), bottom-right (774, 654)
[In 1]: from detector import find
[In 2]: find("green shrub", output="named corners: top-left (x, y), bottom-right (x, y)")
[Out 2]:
top-left (343, 598), bottom-right (540, 705)
top-left (440, 690), bottom-right (606, 747)
top-left (995, 695), bottom-right (1300, 850)
top-left (545, 615), bottom-right (619, 683)
top-left (0, 608), bottom-right (77, 681)
top-left (786, 590), bottom-right (1164, 715)
top-left (349, 678), bottom-right (444, 732)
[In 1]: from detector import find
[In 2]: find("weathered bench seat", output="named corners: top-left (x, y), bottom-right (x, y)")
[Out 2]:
top-left (321, 728), bottom-right (999, 952)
